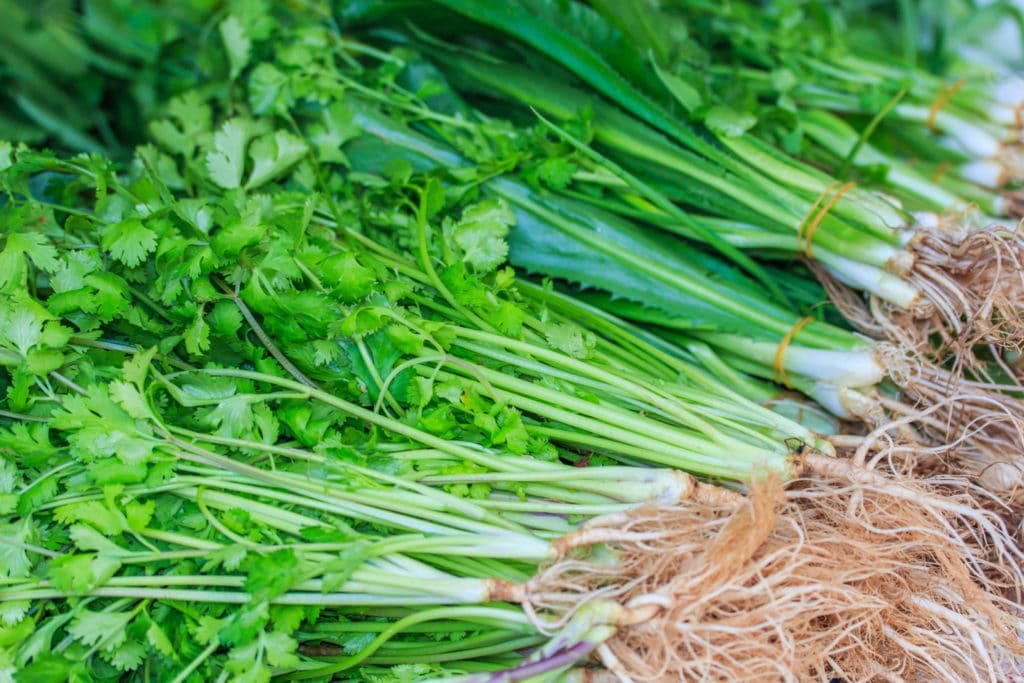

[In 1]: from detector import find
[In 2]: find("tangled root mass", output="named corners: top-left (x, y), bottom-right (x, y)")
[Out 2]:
top-left (526, 475), bottom-right (1024, 682)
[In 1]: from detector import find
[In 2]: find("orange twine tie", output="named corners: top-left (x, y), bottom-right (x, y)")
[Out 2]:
top-left (797, 181), bottom-right (856, 258)
top-left (773, 316), bottom-right (814, 389)
top-left (803, 181), bottom-right (856, 258)
top-left (926, 79), bottom-right (967, 132)
top-left (797, 181), bottom-right (839, 253)
top-left (931, 160), bottom-right (951, 183)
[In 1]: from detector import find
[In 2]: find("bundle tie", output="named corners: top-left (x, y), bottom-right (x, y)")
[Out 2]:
top-left (773, 316), bottom-right (814, 389)
top-left (926, 79), bottom-right (967, 132)
top-left (931, 160), bottom-right (951, 183)
top-left (797, 181), bottom-right (856, 258)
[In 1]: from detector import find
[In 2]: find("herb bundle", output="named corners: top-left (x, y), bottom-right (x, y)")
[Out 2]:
top-left (2, 1), bottom-right (1024, 681)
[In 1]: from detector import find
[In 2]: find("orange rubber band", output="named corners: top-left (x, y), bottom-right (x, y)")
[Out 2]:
top-left (797, 181), bottom-right (840, 254)
top-left (926, 79), bottom-right (966, 132)
top-left (931, 160), bottom-right (951, 183)
top-left (773, 316), bottom-right (814, 389)
top-left (803, 181), bottom-right (856, 258)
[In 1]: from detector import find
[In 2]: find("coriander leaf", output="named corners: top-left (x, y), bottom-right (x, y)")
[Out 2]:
top-left (183, 306), bottom-right (211, 355)
top-left (0, 232), bottom-right (59, 292)
top-left (225, 640), bottom-right (268, 683)
top-left (47, 554), bottom-right (122, 593)
top-left (52, 385), bottom-right (156, 465)
top-left (447, 198), bottom-right (514, 272)
top-left (219, 602), bottom-right (269, 646)
top-left (150, 92), bottom-right (213, 157)
top-left (0, 518), bottom-right (33, 578)
top-left (0, 600), bottom-right (29, 627)
top-left (106, 640), bottom-right (146, 671)
top-left (202, 395), bottom-right (256, 438)
top-left (535, 157), bottom-right (577, 190)
top-left (308, 102), bottom-right (361, 165)
top-left (263, 630), bottom-right (299, 668)
top-left (145, 620), bottom-right (178, 661)
top-left (12, 653), bottom-right (76, 683)
top-left (207, 119), bottom-right (253, 190)
top-left (122, 347), bottom-right (157, 387)
top-left (244, 548), bottom-right (298, 601)
top-left (191, 615), bottom-right (227, 646)
top-left (0, 296), bottom-right (51, 355)
top-left (319, 252), bottom-right (375, 301)
top-left (249, 63), bottom-right (292, 115)
top-left (220, 15), bottom-right (252, 79)
top-left (544, 323), bottom-right (596, 359)
top-left (53, 501), bottom-right (127, 536)
top-left (101, 218), bottom-right (158, 268)
top-left (246, 131), bottom-right (308, 189)
top-left (125, 499), bottom-right (155, 530)
top-left (67, 609), bottom-right (132, 650)
top-left (109, 380), bottom-right (154, 420)
top-left (68, 524), bottom-right (126, 554)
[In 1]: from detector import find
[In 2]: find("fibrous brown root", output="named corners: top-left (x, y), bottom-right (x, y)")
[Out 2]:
top-left (858, 360), bottom-right (1024, 518)
top-left (524, 474), bottom-right (1024, 682)
top-left (1003, 189), bottom-right (1024, 219)
top-left (903, 225), bottom-right (1024, 362)
top-left (811, 223), bottom-right (1024, 371)
top-left (810, 257), bottom-right (1024, 509)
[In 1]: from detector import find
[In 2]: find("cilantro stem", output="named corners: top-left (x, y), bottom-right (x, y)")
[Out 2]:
top-left (411, 187), bottom-right (493, 333)
top-left (345, 634), bottom-right (548, 665)
top-left (355, 337), bottom-right (403, 415)
top-left (433, 365), bottom-right (779, 478)
top-left (337, 77), bottom-right (480, 131)
top-left (286, 607), bottom-right (534, 680)
top-left (165, 429), bottom-right (516, 521)
top-left (0, 535), bottom-right (60, 558)
top-left (49, 371), bottom-right (86, 395)
top-left (0, 408), bottom-right (49, 422)
top-left (195, 486), bottom-right (273, 550)
top-left (0, 585), bottom-right (496, 607)
top-left (213, 276), bottom-right (320, 390)
top-left (170, 639), bottom-right (219, 683)
top-left (125, 283), bottom-right (176, 323)
top-left (70, 337), bottom-right (196, 370)
top-left (139, 528), bottom-right (222, 550)
top-left (184, 368), bottom-right (559, 474)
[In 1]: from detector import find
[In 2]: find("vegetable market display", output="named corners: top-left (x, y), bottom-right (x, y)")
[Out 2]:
top-left (1, 1), bottom-right (1023, 681)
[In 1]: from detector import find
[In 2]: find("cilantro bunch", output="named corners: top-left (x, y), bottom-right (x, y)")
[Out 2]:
top-left (0, 77), bottom-right (821, 679)
top-left (2, 1), bottom-right (1023, 681)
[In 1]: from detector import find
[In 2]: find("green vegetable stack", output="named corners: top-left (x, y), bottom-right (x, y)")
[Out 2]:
top-left (1, 1), bottom-right (1023, 681)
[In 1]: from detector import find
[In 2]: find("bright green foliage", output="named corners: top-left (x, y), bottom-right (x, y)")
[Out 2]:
top-left (0, 2), bottom-right (851, 681)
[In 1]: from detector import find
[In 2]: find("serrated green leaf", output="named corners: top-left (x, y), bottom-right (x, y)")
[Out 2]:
top-left (67, 609), bottom-right (132, 650)
top-left (183, 307), bottom-right (211, 355)
top-left (106, 639), bottom-right (146, 671)
top-left (207, 119), bottom-right (252, 190)
top-left (220, 15), bottom-right (252, 79)
top-left (0, 233), bottom-right (59, 292)
top-left (0, 518), bottom-right (33, 578)
top-left (47, 553), bottom-right (122, 594)
top-left (246, 131), bottom-right (307, 189)
top-left (101, 218), bottom-right (158, 268)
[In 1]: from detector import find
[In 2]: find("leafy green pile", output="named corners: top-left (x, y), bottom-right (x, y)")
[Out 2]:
top-left (329, 0), bottom-right (1024, 496)
top-left (2, 1), bottom-right (1024, 681)
top-left (0, 80), bottom-right (830, 679)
